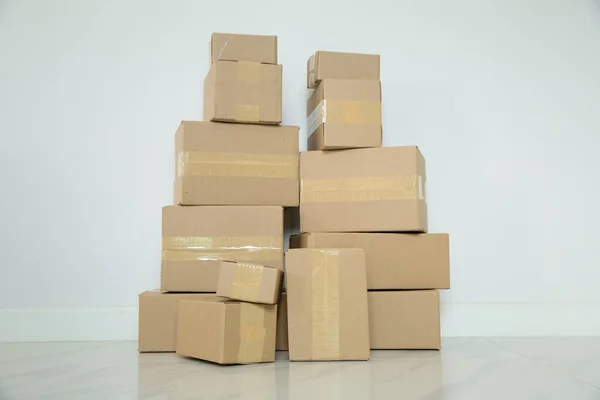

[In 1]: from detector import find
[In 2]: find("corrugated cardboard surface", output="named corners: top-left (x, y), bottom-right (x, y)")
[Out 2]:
top-left (217, 261), bottom-right (283, 304)
top-left (203, 61), bottom-right (282, 124)
top-left (211, 33), bottom-right (277, 64)
top-left (176, 299), bottom-right (277, 364)
top-left (299, 146), bottom-right (428, 233)
top-left (307, 80), bottom-right (382, 150)
top-left (368, 290), bottom-right (440, 350)
top-left (161, 206), bottom-right (284, 293)
top-left (290, 233), bottom-right (449, 289)
top-left (138, 291), bottom-right (217, 352)
top-left (286, 249), bottom-right (370, 361)
top-left (276, 292), bottom-right (288, 351)
top-left (174, 121), bottom-right (299, 206)
top-left (307, 51), bottom-right (380, 89)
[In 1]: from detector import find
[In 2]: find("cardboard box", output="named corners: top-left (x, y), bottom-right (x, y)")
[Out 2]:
top-left (211, 33), bottom-right (277, 65)
top-left (138, 291), bottom-right (217, 352)
top-left (368, 290), bottom-right (440, 350)
top-left (290, 233), bottom-right (449, 290)
top-left (276, 292), bottom-right (288, 351)
top-left (307, 51), bottom-right (380, 89)
top-left (176, 299), bottom-right (277, 364)
top-left (286, 248), bottom-right (370, 361)
top-left (174, 121), bottom-right (299, 206)
top-left (300, 146), bottom-right (427, 233)
top-left (203, 61), bottom-right (282, 124)
top-left (161, 206), bottom-right (283, 292)
top-left (307, 80), bottom-right (382, 151)
top-left (217, 261), bottom-right (283, 304)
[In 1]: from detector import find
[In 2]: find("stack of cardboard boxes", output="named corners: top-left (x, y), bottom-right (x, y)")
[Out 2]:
top-left (138, 33), bottom-right (299, 361)
top-left (287, 51), bottom-right (450, 351)
top-left (137, 34), bottom-right (450, 365)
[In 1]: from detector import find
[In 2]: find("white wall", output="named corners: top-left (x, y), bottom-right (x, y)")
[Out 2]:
top-left (1, 0), bottom-right (600, 341)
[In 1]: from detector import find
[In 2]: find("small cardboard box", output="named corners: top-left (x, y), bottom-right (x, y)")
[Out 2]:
top-left (307, 80), bottom-right (382, 151)
top-left (161, 206), bottom-right (283, 293)
top-left (307, 51), bottom-right (380, 89)
top-left (211, 33), bottom-right (277, 64)
top-left (138, 291), bottom-right (217, 352)
top-left (286, 248), bottom-right (370, 361)
top-left (174, 121), bottom-right (299, 206)
top-left (176, 299), bottom-right (277, 364)
top-left (368, 290), bottom-right (441, 350)
top-left (290, 233), bottom-right (449, 289)
top-left (203, 61), bottom-right (282, 124)
top-left (217, 261), bottom-right (283, 304)
top-left (300, 146), bottom-right (427, 233)
top-left (276, 292), bottom-right (288, 351)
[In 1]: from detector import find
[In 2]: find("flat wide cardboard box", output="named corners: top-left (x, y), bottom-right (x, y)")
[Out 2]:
top-left (211, 33), bottom-right (277, 64)
top-left (138, 291), bottom-right (216, 352)
top-left (300, 146), bottom-right (428, 233)
top-left (368, 290), bottom-right (441, 350)
top-left (217, 261), bottom-right (283, 304)
top-left (174, 121), bottom-right (299, 206)
top-left (162, 206), bottom-right (283, 292)
top-left (203, 60), bottom-right (282, 124)
top-left (290, 233), bottom-right (449, 289)
top-left (307, 51), bottom-right (380, 89)
top-left (286, 248), bottom-right (370, 361)
top-left (176, 299), bottom-right (277, 364)
top-left (276, 292), bottom-right (288, 351)
top-left (307, 80), bottom-right (382, 151)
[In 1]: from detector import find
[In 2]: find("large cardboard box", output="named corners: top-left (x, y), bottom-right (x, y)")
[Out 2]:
top-left (211, 33), bottom-right (277, 64)
top-left (368, 290), bottom-right (441, 350)
top-left (217, 261), bottom-right (283, 304)
top-left (286, 248), bottom-right (370, 361)
top-left (290, 233), bottom-right (449, 289)
top-left (307, 80), bottom-right (382, 151)
top-left (203, 61), bottom-right (282, 124)
top-left (275, 292), bottom-right (288, 351)
top-left (176, 299), bottom-right (277, 364)
top-left (138, 291), bottom-right (216, 352)
top-left (161, 206), bottom-right (284, 292)
top-left (174, 121), bottom-right (299, 206)
top-left (307, 51), bottom-right (380, 89)
top-left (300, 146), bottom-right (427, 233)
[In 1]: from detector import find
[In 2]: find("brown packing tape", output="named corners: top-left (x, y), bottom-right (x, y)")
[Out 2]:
top-left (161, 236), bottom-right (282, 262)
top-left (177, 151), bottom-right (298, 179)
top-left (311, 250), bottom-right (340, 360)
top-left (236, 104), bottom-right (260, 122)
top-left (307, 100), bottom-right (381, 136)
top-left (237, 61), bottom-right (261, 84)
top-left (300, 175), bottom-right (425, 203)
top-left (237, 303), bottom-right (268, 363)
top-left (231, 263), bottom-right (264, 302)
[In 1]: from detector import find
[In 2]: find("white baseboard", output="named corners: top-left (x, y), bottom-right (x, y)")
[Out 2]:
top-left (1, 303), bottom-right (599, 342)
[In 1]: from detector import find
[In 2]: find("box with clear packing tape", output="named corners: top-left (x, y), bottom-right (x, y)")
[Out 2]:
top-left (203, 60), bottom-right (282, 124)
top-left (307, 79), bottom-right (382, 151)
top-left (161, 205), bottom-right (284, 293)
top-left (299, 146), bottom-right (427, 233)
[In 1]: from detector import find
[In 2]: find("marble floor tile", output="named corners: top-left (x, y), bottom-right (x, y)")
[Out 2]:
top-left (0, 339), bottom-right (599, 400)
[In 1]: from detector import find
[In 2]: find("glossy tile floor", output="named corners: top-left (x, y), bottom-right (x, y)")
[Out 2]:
top-left (1, 338), bottom-right (600, 400)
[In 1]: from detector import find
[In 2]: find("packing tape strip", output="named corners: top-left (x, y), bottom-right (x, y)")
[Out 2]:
top-left (237, 302), bottom-right (269, 363)
top-left (308, 54), bottom-right (316, 88)
top-left (231, 263), bottom-right (264, 302)
top-left (161, 236), bottom-right (282, 262)
top-left (236, 104), bottom-right (260, 122)
top-left (307, 100), bottom-right (382, 137)
top-left (311, 250), bottom-right (340, 360)
top-left (300, 175), bottom-right (425, 203)
top-left (237, 61), bottom-right (261, 84)
top-left (177, 151), bottom-right (298, 179)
